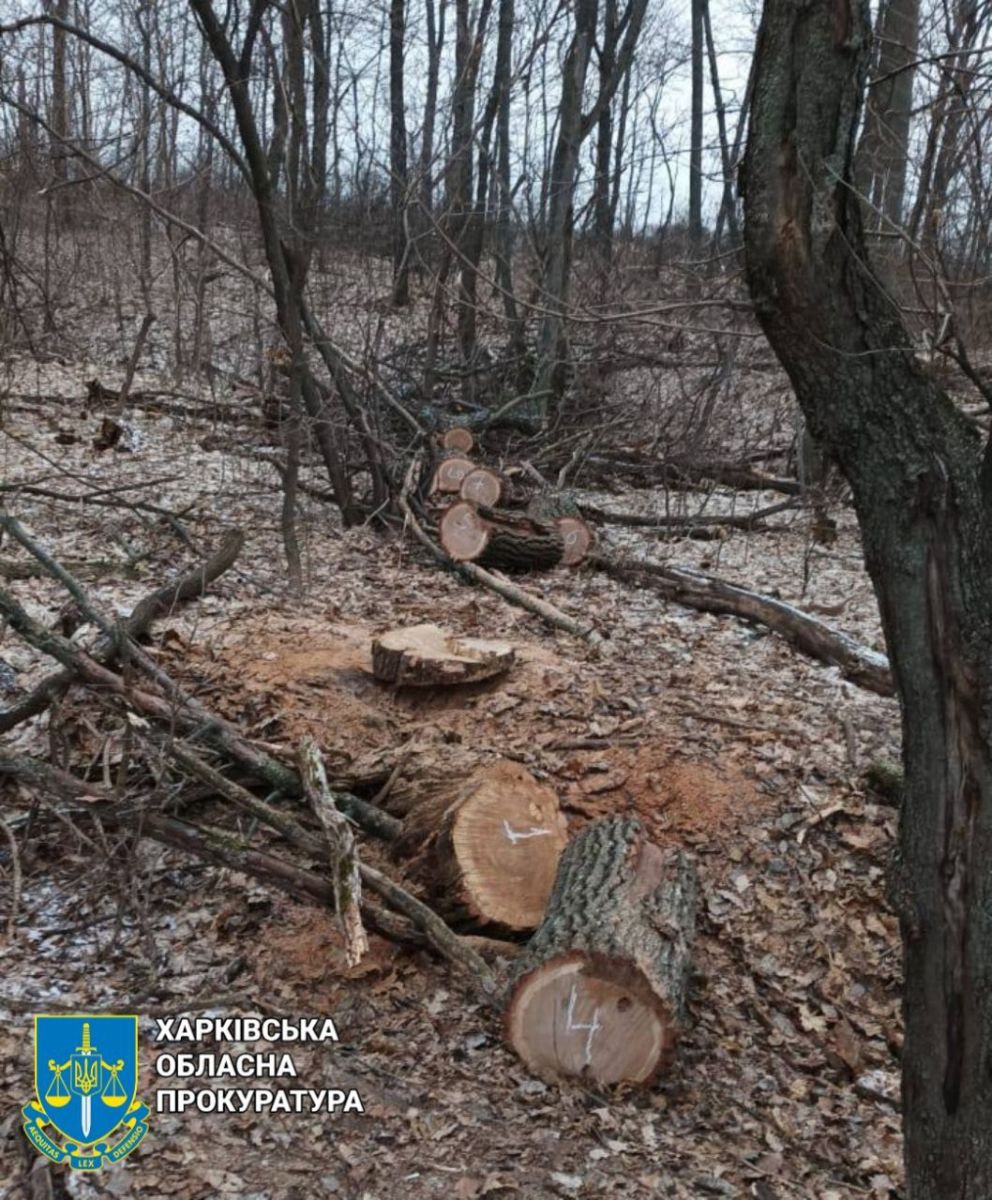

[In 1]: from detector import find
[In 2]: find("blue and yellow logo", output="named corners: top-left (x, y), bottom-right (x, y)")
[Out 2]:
top-left (23, 1015), bottom-right (150, 1170)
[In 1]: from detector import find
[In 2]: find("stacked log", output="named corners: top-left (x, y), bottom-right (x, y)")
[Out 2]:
top-left (526, 493), bottom-right (595, 566)
top-left (460, 466), bottom-right (504, 507)
top-left (441, 427), bottom-right (475, 453)
top-left (431, 455), bottom-right (475, 494)
top-left (399, 761), bottom-right (570, 930)
top-left (426, 429), bottom-right (594, 570)
top-left (440, 503), bottom-right (565, 572)
top-left (505, 816), bottom-right (697, 1084)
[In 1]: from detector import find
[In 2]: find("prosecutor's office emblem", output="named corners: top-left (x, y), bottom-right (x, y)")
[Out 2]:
top-left (23, 1015), bottom-right (150, 1170)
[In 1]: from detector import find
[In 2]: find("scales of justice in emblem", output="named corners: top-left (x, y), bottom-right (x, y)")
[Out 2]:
top-left (44, 1022), bottom-right (128, 1139)
top-left (24, 1014), bottom-right (149, 1169)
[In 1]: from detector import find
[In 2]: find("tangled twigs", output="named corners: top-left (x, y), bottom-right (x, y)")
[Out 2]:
top-left (1, 749), bottom-right (499, 1000)
top-left (399, 457), bottom-right (604, 647)
top-left (0, 526), bottom-right (244, 733)
top-left (0, 755), bottom-right (421, 949)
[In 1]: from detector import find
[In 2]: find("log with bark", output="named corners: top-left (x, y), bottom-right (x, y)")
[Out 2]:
top-left (440, 502), bottom-right (565, 571)
top-left (399, 761), bottom-right (569, 931)
top-left (371, 624), bottom-right (515, 686)
top-left (400, 458), bottom-right (603, 645)
top-left (526, 494), bottom-right (594, 565)
top-left (505, 816), bottom-right (697, 1084)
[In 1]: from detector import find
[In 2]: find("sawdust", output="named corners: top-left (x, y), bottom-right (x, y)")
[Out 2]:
top-left (559, 738), bottom-right (771, 846)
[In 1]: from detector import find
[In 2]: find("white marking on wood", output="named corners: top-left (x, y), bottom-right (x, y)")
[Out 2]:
top-left (565, 984), bottom-right (602, 1066)
top-left (502, 821), bottom-right (552, 844)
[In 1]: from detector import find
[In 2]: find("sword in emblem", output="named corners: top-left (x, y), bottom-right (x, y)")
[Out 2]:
top-left (75, 1023), bottom-right (97, 1139)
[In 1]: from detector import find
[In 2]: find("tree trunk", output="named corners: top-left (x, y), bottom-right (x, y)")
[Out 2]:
top-left (505, 817), bottom-right (696, 1084)
top-left (855, 0), bottom-right (920, 232)
top-left (389, 0), bottom-right (410, 305)
top-left (742, 2), bottom-right (992, 1194)
top-left (688, 0), bottom-right (704, 252)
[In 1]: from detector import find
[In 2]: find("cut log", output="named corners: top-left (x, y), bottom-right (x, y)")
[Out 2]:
top-left (460, 466), bottom-right (504, 507)
top-left (441, 502), bottom-right (566, 572)
top-left (441, 427), bottom-right (475, 453)
top-left (432, 455), bottom-right (476, 493)
top-left (440, 500), bottom-right (492, 561)
top-left (371, 623), bottom-right (515, 687)
top-left (480, 515), bottom-right (565, 573)
top-left (505, 817), bottom-right (696, 1085)
top-left (399, 761), bottom-right (569, 930)
top-left (556, 517), bottom-right (594, 565)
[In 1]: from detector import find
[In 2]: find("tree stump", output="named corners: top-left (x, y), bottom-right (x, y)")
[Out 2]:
top-left (505, 817), bottom-right (696, 1084)
top-left (371, 624), bottom-right (515, 686)
top-left (432, 455), bottom-right (476, 494)
top-left (399, 761), bottom-right (569, 930)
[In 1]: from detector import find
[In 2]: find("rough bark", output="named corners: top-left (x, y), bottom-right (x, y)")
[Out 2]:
top-left (399, 760), bottom-right (569, 930)
top-left (742, 1), bottom-right (992, 1193)
top-left (299, 738), bottom-right (368, 966)
top-left (506, 816), bottom-right (696, 1084)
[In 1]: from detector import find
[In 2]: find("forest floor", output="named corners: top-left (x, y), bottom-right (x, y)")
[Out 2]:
top-left (0, 349), bottom-right (905, 1199)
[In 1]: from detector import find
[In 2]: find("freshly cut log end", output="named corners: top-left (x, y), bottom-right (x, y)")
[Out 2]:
top-left (432, 456), bottom-right (475, 493)
top-left (441, 427), bottom-right (475, 454)
top-left (556, 517), bottom-right (594, 565)
top-left (460, 467), bottom-right (504, 508)
top-left (401, 761), bottom-right (569, 930)
top-left (507, 954), bottom-right (672, 1083)
top-left (371, 623), bottom-right (514, 686)
top-left (505, 817), bottom-right (696, 1085)
top-left (440, 501), bottom-right (491, 561)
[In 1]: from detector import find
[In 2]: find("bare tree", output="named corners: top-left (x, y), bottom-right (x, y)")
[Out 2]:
top-left (743, 0), bottom-right (992, 1193)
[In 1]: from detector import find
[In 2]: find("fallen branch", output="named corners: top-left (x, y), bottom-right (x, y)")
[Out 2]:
top-left (0, 755), bottom-right (419, 948)
top-left (0, 528), bottom-right (244, 733)
top-left (590, 553), bottom-right (893, 696)
top-left (0, 752), bottom-right (498, 1000)
top-left (579, 498), bottom-right (798, 532)
top-left (299, 736), bottom-right (368, 967)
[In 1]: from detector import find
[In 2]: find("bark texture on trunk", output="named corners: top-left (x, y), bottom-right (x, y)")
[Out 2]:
top-left (742, 2), bottom-right (992, 1193)
top-left (506, 817), bottom-right (696, 1084)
